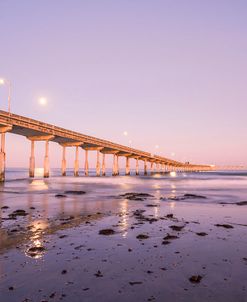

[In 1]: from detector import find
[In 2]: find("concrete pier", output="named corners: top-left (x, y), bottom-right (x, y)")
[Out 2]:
top-left (144, 160), bottom-right (148, 175)
top-left (44, 140), bottom-right (50, 178)
top-left (0, 110), bottom-right (213, 181)
top-left (116, 155), bottom-right (119, 175)
top-left (84, 150), bottom-right (89, 176)
top-left (62, 146), bottom-right (66, 176)
top-left (102, 153), bottom-right (106, 176)
top-left (29, 140), bottom-right (35, 178)
top-left (0, 133), bottom-right (6, 182)
top-left (125, 157), bottom-right (130, 175)
top-left (0, 126), bottom-right (12, 182)
top-left (112, 154), bottom-right (117, 176)
top-left (96, 150), bottom-right (101, 176)
top-left (74, 146), bottom-right (79, 176)
top-left (136, 159), bottom-right (139, 175)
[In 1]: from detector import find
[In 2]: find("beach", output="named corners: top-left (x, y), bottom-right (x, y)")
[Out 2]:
top-left (0, 170), bottom-right (247, 302)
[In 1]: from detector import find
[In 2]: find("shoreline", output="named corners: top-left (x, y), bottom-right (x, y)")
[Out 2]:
top-left (1, 191), bottom-right (247, 301)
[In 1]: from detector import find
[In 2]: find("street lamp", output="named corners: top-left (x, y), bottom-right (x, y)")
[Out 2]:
top-left (0, 78), bottom-right (11, 113)
top-left (39, 97), bottom-right (48, 106)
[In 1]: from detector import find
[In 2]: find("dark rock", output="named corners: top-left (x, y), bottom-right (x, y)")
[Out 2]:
top-left (64, 190), bottom-right (86, 195)
top-left (160, 267), bottom-right (167, 271)
top-left (26, 246), bottom-right (45, 258)
top-left (9, 209), bottom-right (28, 218)
top-left (61, 270), bottom-right (67, 274)
top-left (10, 229), bottom-right (18, 233)
top-left (162, 240), bottom-right (171, 245)
top-left (99, 229), bottom-right (115, 235)
top-left (136, 234), bottom-right (149, 240)
top-left (166, 214), bottom-right (174, 218)
top-left (236, 201), bottom-right (247, 206)
top-left (60, 216), bottom-right (74, 221)
top-left (163, 234), bottom-right (179, 240)
top-left (189, 275), bottom-right (203, 283)
top-left (94, 270), bottom-right (103, 277)
top-left (8, 286), bottom-right (14, 291)
top-left (49, 292), bottom-right (56, 298)
top-left (146, 218), bottom-right (158, 223)
top-left (196, 232), bottom-right (208, 236)
top-left (120, 193), bottom-right (154, 201)
top-left (146, 204), bottom-right (159, 207)
top-left (55, 194), bottom-right (67, 198)
top-left (129, 281), bottom-right (143, 285)
top-left (1, 206), bottom-right (9, 209)
top-left (184, 194), bottom-right (206, 199)
top-left (133, 209), bottom-right (146, 216)
top-left (28, 246), bottom-right (45, 252)
top-left (215, 224), bottom-right (234, 229)
top-left (168, 194), bottom-right (206, 201)
top-left (169, 225), bottom-right (185, 231)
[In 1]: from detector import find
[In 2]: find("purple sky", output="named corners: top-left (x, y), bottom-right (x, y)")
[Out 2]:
top-left (0, 0), bottom-right (246, 168)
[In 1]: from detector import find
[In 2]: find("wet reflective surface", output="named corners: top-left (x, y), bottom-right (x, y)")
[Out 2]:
top-left (0, 171), bottom-right (247, 301)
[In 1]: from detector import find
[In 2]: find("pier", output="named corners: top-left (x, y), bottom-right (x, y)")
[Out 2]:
top-left (0, 110), bottom-right (212, 181)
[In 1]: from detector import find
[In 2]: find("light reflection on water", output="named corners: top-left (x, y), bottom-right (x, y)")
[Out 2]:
top-left (25, 220), bottom-right (48, 259)
top-left (169, 202), bottom-right (176, 209)
top-left (29, 179), bottom-right (48, 190)
top-left (1, 170), bottom-right (247, 260)
top-left (119, 200), bottom-right (129, 238)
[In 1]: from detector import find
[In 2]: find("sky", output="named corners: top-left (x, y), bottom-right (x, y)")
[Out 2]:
top-left (0, 0), bottom-right (247, 168)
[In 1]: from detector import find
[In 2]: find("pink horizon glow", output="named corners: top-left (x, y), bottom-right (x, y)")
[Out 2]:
top-left (1, 1), bottom-right (247, 168)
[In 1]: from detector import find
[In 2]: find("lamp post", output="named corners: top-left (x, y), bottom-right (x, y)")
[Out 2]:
top-left (0, 78), bottom-right (11, 113)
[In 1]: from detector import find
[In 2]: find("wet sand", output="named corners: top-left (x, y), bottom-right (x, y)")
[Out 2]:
top-left (0, 174), bottom-right (247, 302)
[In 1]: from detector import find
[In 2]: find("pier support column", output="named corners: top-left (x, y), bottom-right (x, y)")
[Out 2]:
top-left (125, 157), bottom-right (130, 175)
top-left (74, 146), bottom-right (79, 176)
top-left (61, 146), bottom-right (66, 176)
top-left (116, 155), bottom-right (119, 175)
top-left (136, 159), bottom-right (139, 175)
top-left (102, 154), bottom-right (106, 176)
top-left (44, 140), bottom-right (50, 178)
top-left (84, 150), bottom-right (89, 176)
top-left (112, 154), bottom-right (117, 176)
top-left (144, 160), bottom-right (147, 175)
top-left (0, 133), bottom-right (6, 182)
top-left (151, 162), bottom-right (154, 174)
top-left (29, 140), bottom-right (35, 178)
top-left (96, 150), bottom-right (101, 176)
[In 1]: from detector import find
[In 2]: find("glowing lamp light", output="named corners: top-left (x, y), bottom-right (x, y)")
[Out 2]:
top-left (39, 97), bottom-right (47, 106)
top-left (123, 131), bottom-right (128, 136)
top-left (170, 171), bottom-right (177, 177)
top-left (0, 78), bottom-right (5, 85)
